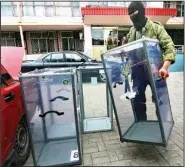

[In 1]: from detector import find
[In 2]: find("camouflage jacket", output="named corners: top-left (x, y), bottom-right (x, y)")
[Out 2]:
top-left (126, 18), bottom-right (176, 64)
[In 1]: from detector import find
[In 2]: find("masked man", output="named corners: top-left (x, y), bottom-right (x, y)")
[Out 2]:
top-left (126, 2), bottom-right (176, 120)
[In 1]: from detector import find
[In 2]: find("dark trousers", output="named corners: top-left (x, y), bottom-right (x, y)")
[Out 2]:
top-left (132, 65), bottom-right (153, 121)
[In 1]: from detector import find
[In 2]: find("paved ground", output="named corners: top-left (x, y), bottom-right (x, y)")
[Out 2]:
top-left (24, 72), bottom-right (184, 166)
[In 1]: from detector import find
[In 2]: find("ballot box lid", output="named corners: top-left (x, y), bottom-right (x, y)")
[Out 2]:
top-left (20, 67), bottom-right (76, 78)
top-left (103, 37), bottom-right (159, 56)
top-left (77, 65), bottom-right (104, 70)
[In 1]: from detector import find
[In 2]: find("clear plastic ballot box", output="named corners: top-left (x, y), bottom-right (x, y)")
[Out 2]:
top-left (19, 68), bottom-right (82, 166)
top-left (101, 37), bottom-right (174, 147)
top-left (77, 66), bottom-right (113, 133)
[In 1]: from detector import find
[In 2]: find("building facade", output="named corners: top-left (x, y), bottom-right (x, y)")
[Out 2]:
top-left (1, 1), bottom-right (184, 59)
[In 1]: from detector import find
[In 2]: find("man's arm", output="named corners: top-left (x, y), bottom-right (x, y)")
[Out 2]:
top-left (123, 28), bottom-right (132, 45)
top-left (155, 24), bottom-right (176, 78)
top-left (157, 24), bottom-right (176, 65)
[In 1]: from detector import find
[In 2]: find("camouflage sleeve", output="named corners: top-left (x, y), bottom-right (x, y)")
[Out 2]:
top-left (125, 28), bottom-right (132, 44)
top-left (156, 24), bottom-right (176, 64)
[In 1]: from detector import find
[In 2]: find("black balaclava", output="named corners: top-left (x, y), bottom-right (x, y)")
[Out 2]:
top-left (128, 2), bottom-right (147, 31)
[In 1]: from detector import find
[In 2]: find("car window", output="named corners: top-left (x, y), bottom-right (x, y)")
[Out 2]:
top-left (1, 73), bottom-right (14, 86)
top-left (65, 53), bottom-right (84, 62)
top-left (43, 54), bottom-right (52, 62)
top-left (1, 77), bottom-right (7, 88)
top-left (51, 53), bottom-right (64, 62)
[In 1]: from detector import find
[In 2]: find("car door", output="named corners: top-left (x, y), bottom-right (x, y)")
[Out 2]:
top-left (43, 53), bottom-right (66, 68)
top-left (1, 67), bottom-right (22, 164)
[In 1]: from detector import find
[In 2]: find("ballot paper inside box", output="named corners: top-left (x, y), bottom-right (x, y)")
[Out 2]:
top-left (19, 68), bottom-right (82, 167)
top-left (77, 65), bottom-right (113, 133)
top-left (101, 37), bottom-right (174, 147)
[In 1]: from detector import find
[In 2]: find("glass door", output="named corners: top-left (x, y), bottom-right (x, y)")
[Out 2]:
top-left (62, 37), bottom-right (75, 51)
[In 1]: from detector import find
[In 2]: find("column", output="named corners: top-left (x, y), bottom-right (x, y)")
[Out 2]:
top-left (83, 24), bottom-right (93, 58)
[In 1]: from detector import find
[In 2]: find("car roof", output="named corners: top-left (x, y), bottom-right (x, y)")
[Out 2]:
top-left (37, 51), bottom-right (89, 59)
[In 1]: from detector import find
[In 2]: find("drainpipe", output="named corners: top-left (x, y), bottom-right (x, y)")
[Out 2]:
top-left (17, 2), bottom-right (26, 60)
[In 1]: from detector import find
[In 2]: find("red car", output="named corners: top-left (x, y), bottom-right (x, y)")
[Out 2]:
top-left (1, 47), bottom-right (30, 166)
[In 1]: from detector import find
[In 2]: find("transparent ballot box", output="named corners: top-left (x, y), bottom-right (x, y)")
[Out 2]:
top-left (101, 38), bottom-right (174, 147)
top-left (77, 66), bottom-right (113, 133)
top-left (19, 68), bottom-right (82, 166)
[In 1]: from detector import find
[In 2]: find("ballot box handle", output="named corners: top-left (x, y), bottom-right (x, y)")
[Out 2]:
top-left (156, 77), bottom-right (163, 81)
top-left (39, 110), bottom-right (64, 118)
top-left (156, 72), bottom-right (169, 81)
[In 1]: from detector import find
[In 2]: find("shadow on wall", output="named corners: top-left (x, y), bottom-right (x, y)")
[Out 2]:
top-left (169, 54), bottom-right (184, 72)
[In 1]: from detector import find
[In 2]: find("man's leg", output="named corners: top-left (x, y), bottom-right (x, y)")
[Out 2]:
top-left (132, 78), bottom-right (148, 121)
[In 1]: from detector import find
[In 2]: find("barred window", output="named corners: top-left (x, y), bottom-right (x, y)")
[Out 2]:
top-left (29, 32), bottom-right (56, 54)
top-left (1, 32), bottom-right (18, 46)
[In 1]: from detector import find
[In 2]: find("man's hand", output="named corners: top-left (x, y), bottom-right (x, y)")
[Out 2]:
top-left (158, 60), bottom-right (171, 79)
top-left (158, 67), bottom-right (169, 79)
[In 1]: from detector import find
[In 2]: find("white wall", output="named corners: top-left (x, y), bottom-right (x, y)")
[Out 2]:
top-left (21, 16), bottom-right (83, 25)
top-left (80, 2), bottom-right (89, 7)
top-left (83, 24), bottom-right (93, 58)
top-left (146, 2), bottom-right (164, 8)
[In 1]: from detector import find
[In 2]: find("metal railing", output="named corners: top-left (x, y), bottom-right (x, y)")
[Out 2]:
top-left (175, 45), bottom-right (184, 54)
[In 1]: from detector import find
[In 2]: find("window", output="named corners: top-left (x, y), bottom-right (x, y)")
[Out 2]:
top-left (163, 1), bottom-right (171, 8)
top-left (1, 72), bottom-right (14, 85)
top-left (35, 6), bottom-right (45, 16)
top-left (9, 2), bottom-right (80, 17)
top-left (29, 32), bottom-right (56, 54)
top-left (65, 53), bottom-right (83, 62)
top-left (177, 2), bottom-right (184, 17)
top-left (1, 2), bottom-right (18, 16)
top-left (88, 2), bottom-right (99, 6)
top-left (56, 7), bottom-right (72, 16)
top-left (43, 54), bottom-right (51, 62)
top-left (92, 27), bottom-right (104, 45)
top-left (108, 2), bottom-right (120, 6)
top-left (99, 2), bottom-right (108, 6)
top-left (1, 78), bottom-right (7, 88)
top-left (51, 53), bottom-right (64, 62)
top-left (72, 7), bottom-right (80, 17)
top-left (1, 32), bottom-right (17, 46)
top-left (71, 2), bottom-right (80, 16)
top-left (45, 7), bottom-right (54, 17)
top-left (71, 2), bottom-right (80, 6)
top-left (1, 6), bottom-right (12, 16)
top-left (61, 32), bottom-right (73, 37)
